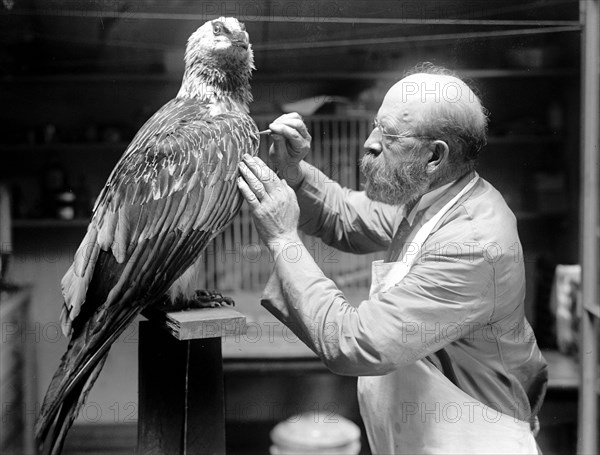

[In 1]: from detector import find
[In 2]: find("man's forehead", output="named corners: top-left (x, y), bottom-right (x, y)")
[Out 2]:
top-left (378, 76), bottom-right (431, 124)
top-left (383, 73), bottom-right (469, 106)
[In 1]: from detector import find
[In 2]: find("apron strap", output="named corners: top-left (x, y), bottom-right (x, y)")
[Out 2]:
top-left (381, 175), bottom-right (480, 292)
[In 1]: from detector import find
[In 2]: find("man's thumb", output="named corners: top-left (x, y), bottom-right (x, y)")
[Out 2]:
top-left (269, 133), bottom-right (285, 153)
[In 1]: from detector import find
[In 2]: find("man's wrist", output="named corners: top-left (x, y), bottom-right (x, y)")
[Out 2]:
top-left (266, 233), bottom-right (303, 262)
top-left (278, 161), bottom-right (305, 191)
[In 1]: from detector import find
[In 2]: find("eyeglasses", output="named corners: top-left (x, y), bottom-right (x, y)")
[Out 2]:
top-left (372, 118), bottom-right (434, 142)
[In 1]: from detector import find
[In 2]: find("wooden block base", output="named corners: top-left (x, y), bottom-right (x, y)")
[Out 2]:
top-left (138, 307), bottom-right (247, 454)
top-left (143, 306), bottom-right (246, 340)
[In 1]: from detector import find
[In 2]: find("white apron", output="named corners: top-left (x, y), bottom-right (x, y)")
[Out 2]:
top-left (358, 176), bottom-right (539, 454)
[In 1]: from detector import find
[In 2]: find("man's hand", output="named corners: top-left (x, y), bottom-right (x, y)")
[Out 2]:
top-left (268, 112), bottom-right (311, 190)
top-left (237, 154), bottom-right (302, 256)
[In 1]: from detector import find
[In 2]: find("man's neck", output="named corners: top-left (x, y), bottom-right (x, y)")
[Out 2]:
top-left (407, 179), bottom-right (455, 223)
top-left (429, 162), bottom-right (475, 191)
top-left (404, 164), bottom-right (475, 224)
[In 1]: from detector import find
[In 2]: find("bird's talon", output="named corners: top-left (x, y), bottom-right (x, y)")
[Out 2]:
top-left (187, 289), bottom-right (236, 308)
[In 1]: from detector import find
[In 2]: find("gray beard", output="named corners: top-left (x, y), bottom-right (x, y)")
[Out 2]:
top-left (360, 153), bottom-right (430, 206)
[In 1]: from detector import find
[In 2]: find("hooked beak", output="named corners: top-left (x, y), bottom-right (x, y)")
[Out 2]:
top-left (231, 31), bottom-right (249, 50)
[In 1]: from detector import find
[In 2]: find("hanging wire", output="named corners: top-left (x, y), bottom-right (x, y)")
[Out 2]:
top-left (254, 25), bottom-right (580, 51)
top-left (7, 8), bottom-right (580, 27)
top-left (34, 24), bottom-right (580, 53)
top-left (9, 1), bottom-right (581, 53)
top-left (262, 0), bottom-right (577, 45)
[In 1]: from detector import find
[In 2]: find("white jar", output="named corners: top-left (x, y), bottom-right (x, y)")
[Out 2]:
top-left (270, 412), bottom-right (361, 455)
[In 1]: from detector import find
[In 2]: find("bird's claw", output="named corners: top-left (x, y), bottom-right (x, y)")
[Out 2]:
top-left (193, 289), bottom-right (235, 308)
top-left (167, 290), bottom-right (235, 311)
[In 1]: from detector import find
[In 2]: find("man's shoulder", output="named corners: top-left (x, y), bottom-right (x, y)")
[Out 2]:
top-left (434, 176), bottom-right (520, 246)
top-left (458, 176), bottom-right (516, 221)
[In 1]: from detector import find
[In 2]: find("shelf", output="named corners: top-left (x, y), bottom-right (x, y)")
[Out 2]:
top-left (13, 218), bottom-right (90, 228)
top-left (0, 142), bottom-right (129, 153)
top-left (514, 211), bottom-right (566, 220)
top-left (486, 135), bottom-right (564, 144)
top-left (1, 68), bottom-right (578, 84)
top-left (0, 74), bottom-right (182, 84)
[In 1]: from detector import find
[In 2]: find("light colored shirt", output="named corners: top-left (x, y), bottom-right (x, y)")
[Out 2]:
top-left (261, 161), bottom-right (547, 424)
top-left (407, 180), bottom-right (455, 226)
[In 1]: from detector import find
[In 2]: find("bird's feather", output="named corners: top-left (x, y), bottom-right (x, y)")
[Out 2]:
top-left (61, 97), bottom-right (258, 336)
top-left (37, 94), bottom-right (259, 451)
top-left (37, 17), bottom-right (258, 453)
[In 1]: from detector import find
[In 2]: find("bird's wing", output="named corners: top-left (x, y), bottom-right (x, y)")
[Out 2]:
top-left (60, 97), bottom-right (259, 337)
top-left (36, 98), bottom-right (258, 451)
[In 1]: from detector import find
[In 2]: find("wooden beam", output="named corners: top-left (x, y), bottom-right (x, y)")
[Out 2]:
top-left (255, 25), bottom-right (581, 51)
top-left (578, 0), bottom-right (600, 454)
top-left (9, 9), bottom-right (581, 27)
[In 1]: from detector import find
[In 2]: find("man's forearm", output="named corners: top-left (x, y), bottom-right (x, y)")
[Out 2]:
top-left (279, 160), bottom-right (329, 191)
top-left (262, 239), bottom-right (400, 376)
top-left (276, 160), bottom-right (306, 191)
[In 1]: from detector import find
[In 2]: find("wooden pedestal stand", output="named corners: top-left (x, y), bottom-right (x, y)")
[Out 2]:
top-left (137, 306), bottom-right (246, 455)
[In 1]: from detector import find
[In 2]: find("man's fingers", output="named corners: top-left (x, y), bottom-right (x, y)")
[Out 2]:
top-left (241, 154), bottom-right (279, 193)
top-left (273, 112), bottom-right (303, 123)
top-left (237, 177), bottom-right (261, 209)
top-left (268, 122), bottom-right (310, 143)
top-left (269, 112), bottom-right (310, 141)
top-left (238, 160), bottom-right (269, 199)
top-left (269, 118), bottom-right (310, 139)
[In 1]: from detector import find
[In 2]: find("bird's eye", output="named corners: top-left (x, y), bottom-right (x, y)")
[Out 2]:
top-left (213, 24), bottom-right (222, 35)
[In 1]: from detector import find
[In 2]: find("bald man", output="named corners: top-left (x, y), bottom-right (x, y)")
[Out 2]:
top-left (237, 65), bottom-right (547, 454)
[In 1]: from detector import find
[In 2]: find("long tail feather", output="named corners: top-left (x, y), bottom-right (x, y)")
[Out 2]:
top-left (36, 306), bottom-right (140, 453)
top-left (43, 354), bottom-right (108, 455)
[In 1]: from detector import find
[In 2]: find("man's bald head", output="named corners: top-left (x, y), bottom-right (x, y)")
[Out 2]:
top-left (381, 66), bottom-right (488, 166)
top-left (362, 64), bottom-right (488, 204)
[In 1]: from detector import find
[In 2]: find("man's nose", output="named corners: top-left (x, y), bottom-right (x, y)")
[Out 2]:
top-left (363, 129), bottom-right (383, 156)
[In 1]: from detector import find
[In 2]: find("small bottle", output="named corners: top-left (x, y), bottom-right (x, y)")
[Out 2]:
top-left (55, 188), bottom-right (76, 220)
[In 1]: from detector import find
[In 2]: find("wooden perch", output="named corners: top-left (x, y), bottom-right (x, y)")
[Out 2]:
top-left (142, 306), bottom-right (246, 340)
top-left (138, 306), bottom-right (246, 455)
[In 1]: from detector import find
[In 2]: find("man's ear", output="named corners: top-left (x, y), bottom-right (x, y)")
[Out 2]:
top-left (426, 140), bottom-right (449, 173)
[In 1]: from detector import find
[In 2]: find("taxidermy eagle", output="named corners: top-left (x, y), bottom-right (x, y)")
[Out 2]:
top-left (35, 17), bottom-right (259, 454)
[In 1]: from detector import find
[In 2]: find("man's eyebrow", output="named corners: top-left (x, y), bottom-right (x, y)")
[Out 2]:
top-left (377, 115), bottom-right (403, 134)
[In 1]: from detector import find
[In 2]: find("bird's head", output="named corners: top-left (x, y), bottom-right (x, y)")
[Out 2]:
top-left (186, 17), bottom-right (253, 66)
top-left (180, 17), bottom-right (255, 103)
